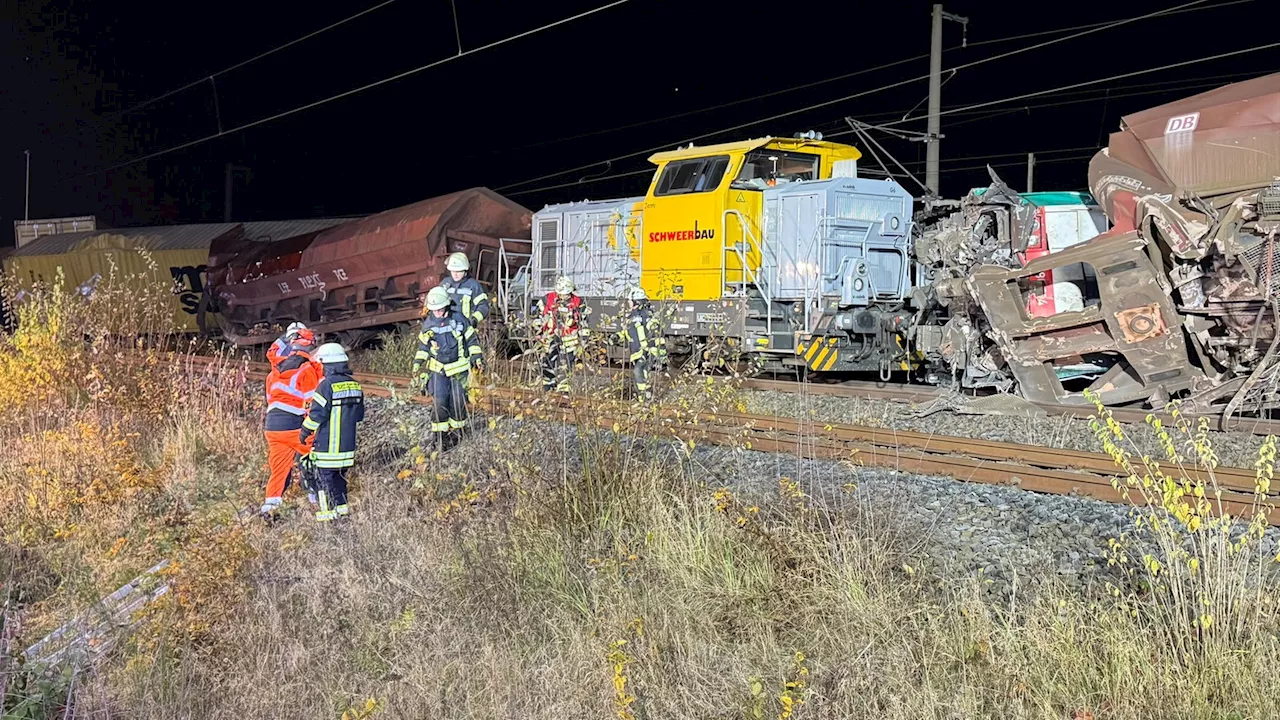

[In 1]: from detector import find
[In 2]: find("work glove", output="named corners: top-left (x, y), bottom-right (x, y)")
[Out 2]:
top-left (299, 429), bottom-right (312, 445)
top-left (471, 357), bottom-right (485, 373)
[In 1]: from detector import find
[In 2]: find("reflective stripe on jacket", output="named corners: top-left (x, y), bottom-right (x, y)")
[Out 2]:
top-left (622, 306), bottom-right (666, 362)
top-left (413, 312), bottom-right (482, 377)
top-left (301, 368), bottom-right (365, 468)
top-left (267, 336), bottom-right (291, 369)
top-left (265, 353), bottom-right (321, 431)
top-left (440, 276), bottom-right (490, 327)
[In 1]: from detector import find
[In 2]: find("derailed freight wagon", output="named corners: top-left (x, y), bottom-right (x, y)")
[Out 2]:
top-left (3, 220), bottom-right (341, 332)
top-left (206, 188), bottom-right (532, 345)
top-left (936, 72), bottom-right (1280, 415)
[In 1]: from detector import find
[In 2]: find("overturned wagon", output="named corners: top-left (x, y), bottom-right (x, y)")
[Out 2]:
top-left (938, 72), bottom-right (1280, 417)
top-left (205, 188), bottom-right (532, 345)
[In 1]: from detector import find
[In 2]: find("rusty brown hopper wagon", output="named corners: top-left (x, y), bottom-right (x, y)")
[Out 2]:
top-left (966, 72), bottom-right (1280, 413)
top-left (206, 188), bottom-right (532, 344)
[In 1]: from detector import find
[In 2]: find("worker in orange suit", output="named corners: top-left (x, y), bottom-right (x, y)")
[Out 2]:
top-left (261, 329), bottom-right (321, 516)
top-left (267, 321), bottom-right (308, 369)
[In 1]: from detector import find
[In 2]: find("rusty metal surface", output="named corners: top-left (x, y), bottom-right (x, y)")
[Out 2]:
top-left (909, 73), bottom-right (1280, 422)
top-left (968, 231), bottom-right (1198, 406)
top-left (208, 188), bottom-right (531, 343)
top-left (1106, 72), bottom-right (1280, 200)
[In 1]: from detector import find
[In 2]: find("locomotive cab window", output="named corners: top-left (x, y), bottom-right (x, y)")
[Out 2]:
top-left (731, 150), bottom-right (819, 190)
top-left (654, 155), bottom-right (730, 196)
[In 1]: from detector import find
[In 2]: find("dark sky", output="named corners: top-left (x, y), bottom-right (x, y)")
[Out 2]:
top-left (1, 0), bottom-right (1274, 243)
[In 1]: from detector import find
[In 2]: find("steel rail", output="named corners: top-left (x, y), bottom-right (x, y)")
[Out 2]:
top-left (737, 377), bottom-right (1280, 437)
top-left (186, 355), bottom-right (1275, 524)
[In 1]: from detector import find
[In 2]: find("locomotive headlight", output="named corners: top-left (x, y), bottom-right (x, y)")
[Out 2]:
top-left (853, 278), bottom-right (865, 292)
top-left (889, 216), bottom-right (900, 230)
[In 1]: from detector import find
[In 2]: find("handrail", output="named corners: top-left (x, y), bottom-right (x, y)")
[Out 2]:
top-left (722, 208), bottom-right (771, 342)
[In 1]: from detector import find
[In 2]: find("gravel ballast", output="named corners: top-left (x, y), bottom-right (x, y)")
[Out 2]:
top-left (357, 394), bottom-right (1280, 602)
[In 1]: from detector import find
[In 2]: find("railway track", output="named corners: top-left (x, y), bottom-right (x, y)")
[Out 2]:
top-left (500, 354), bottom-right (1280, 437)
top-left (186, 354), bottom-right (1277, 525)
top-left (737, 376), bottom-right (1280, 437)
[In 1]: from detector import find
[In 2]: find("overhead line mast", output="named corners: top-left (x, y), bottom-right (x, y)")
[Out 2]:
top-left (926, 4), bottom-right (968, 196)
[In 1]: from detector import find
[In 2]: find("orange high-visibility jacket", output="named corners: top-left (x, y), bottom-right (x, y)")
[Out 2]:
top-left (264, 353), bottom-right (322, 431)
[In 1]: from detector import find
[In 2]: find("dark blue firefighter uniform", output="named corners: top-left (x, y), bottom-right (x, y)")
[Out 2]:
top-left (300, 362), bottom-right (365, 520)
top-left (439, 275), bottom-right (490, 328)
top-left (621, 303), bottom-right (666, 401)
top-left (413, 312), bottom-right (482, 445)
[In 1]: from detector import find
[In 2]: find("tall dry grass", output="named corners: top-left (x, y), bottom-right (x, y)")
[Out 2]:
top-left (4, 274), bottom-right (1279, 719)
top-left (0, 264), bottom-right (264, 717)
top-left (75, 370), bottom-right (1280, 719)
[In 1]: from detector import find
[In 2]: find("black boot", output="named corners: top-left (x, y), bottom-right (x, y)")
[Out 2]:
top-left (442, 429), bottom-right (461, 452)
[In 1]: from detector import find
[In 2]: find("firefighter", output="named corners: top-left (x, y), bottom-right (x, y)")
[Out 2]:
top-left (439, 252), bottom-right (490, 328)
top-left (261, 329), bottom-right (321, 516)
top-left (267, 321), bottom-right (307, 369)
top-left (540, 276), bottom-right (584, 393)
top-left (413, 286), bottom-right (482, 450)
top-left (622, 287), bottom-right (667, 402)
top-left (301, 343), bottom-right (365, 522)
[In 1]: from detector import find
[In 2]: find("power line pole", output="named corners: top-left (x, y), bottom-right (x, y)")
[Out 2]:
top-left (1026, 152), bottom-right (1035, 193)
top-left (926, 4), bottom-right (968, 197)
top-left (24, 150), bottom-right (31, 221)
top-left (224, 163), bottom-right (250, 222)
top-left (224, 163), bottom-right (234, 221)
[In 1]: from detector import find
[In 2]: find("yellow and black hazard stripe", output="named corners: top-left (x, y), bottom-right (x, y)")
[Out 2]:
top-left (797, 336), bottom-right (841, 372)
top-left (894, 334), bottom-right (925, 371)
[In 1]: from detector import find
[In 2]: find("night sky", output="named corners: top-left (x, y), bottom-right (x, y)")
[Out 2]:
top-left (2, 0), bottom-right (1274, 243)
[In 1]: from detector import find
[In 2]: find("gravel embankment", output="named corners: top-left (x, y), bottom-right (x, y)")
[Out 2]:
top-left (357, 395), bottom-right (1280, 601)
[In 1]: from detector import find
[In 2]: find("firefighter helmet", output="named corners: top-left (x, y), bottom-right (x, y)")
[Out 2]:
top-left (425, 286), bottom-right (451, 310)
top-left (628, 286), bottom-right (648, 302)
top-left (555, 276), bottom-right (575, 295)
top-left (445, 252), bottom-right (470, 272)
top-left (285, 321), bottom-right (307, 339)
top-left (314, 342), bottom-right (349, 364)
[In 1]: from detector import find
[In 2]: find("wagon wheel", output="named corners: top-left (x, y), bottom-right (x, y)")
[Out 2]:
top-left (336, 328), bottom-right (378, 349)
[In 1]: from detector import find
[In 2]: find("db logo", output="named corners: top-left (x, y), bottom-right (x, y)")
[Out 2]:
top-left (1164, 112), bottom-right (1199, 135)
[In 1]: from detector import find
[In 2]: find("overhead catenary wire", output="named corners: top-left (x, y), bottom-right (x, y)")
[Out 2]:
top-left (496, 0), bottom-right (1215, 192)
top-left (504, 53), bottom-right (1271, 200)
top-left (79, 0), bottom-right (633, 178)
top-left (506, 168), bottom-right (654, 197)
top-left (837, 69), bottom-right (1272, 128)
top-left (506, 50), bottom-right (1276, 201)
top-left (872, 42), bottom-right (1280, 131)
top-left (505, 143), bottom-right (1100, 198)
top-left (510, 0), bottom-right (1252, 153)
top-left (100, 0), bottom-right (400, 124)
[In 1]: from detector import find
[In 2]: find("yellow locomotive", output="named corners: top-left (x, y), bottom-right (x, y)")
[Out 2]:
top-left (519, 133), bottom-right (916, 374)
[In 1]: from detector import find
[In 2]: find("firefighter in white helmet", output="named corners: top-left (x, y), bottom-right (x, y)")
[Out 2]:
top-left (620, 286), bottom-right (666, 402)
top-left (300, 342), bottom-right (365, 522)
top-left (440, 252), bottom-right (490, 328)
top-left (538, 276), bottom-right (585, 393)
top-left (267, 321), bottom-right (307, 370)
top-left (413, 285), bottom-right (482, 450)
